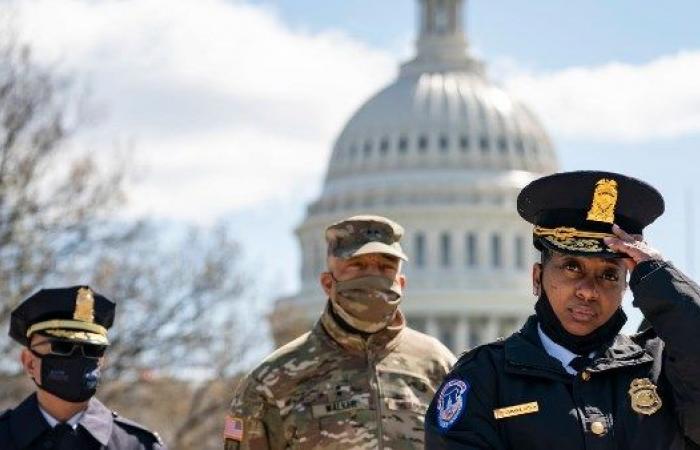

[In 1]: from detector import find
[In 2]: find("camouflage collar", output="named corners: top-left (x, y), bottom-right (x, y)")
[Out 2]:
top-left (317, 301), bottom-right (405, 356)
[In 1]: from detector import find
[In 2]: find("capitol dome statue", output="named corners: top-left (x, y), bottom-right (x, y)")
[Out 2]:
top-left (273, 0), bottom-right (559, 351)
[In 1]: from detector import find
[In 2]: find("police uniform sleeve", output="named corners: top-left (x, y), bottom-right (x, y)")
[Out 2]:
top-left (425, 347), bottom-right (506, 450)
top-left (224, 375), bottom-right (283, 450)
top-left (0, 409), bottom-right (12, 449)
top-left (630, 260), bottom-right (700, 445)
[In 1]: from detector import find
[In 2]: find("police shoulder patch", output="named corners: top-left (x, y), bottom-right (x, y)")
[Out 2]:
top-left (436, 378), bottom-right (470, 431)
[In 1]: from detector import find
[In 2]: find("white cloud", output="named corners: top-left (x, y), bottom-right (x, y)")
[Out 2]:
top-left (10, 0), bottom-right (395, 222)
top-left (12, 0), bottom-right (700, 225)
top-left (505, 51), bottom-right (700, 141)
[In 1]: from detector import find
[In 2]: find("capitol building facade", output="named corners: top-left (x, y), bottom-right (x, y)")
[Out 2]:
top-left (274, 0), bottom-right (559, 353)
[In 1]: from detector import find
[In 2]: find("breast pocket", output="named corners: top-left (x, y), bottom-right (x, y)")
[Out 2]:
top-left (287, 396), bottom-right (377, 450)
top-left (379, 369), bottom-right (433, 445)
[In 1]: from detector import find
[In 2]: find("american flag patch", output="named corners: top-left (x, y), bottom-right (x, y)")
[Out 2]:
top-left (223, 416), bottom-right (244, 441)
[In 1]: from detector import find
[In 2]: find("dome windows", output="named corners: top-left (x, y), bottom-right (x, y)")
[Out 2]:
top-left (418, 135), bottom-right (429, 152)
top-left (514, 137), bottom-right (525, 154)
top-left (498, 136), bottom-right (508, 153)
top-left (439, 135), bottom-right (450, 153)
top-left (398, 135), bottom-right (409, 153)
top-left (338, 130), bottom-right (546, 168)
top-left (414, 232), bottom-right (426, 267)
top-left (440, 232), bottom-right (452, 266)
top-left (379, 136), bottom-right (390, 154)
top-left (349, 144), bottom-right (358, 159)
top-left (335, 118), bottom-right (552, 172)
top-left (491, 233), bottom-right (502, 268)
top-left (361, 228), bottom-right (533, 275)
top-left (479, 135), bottom-right (490, 153)
top-left (465, 232), bottom-right (478, 267)
top-left (460, 135), bottom-right (470, 152)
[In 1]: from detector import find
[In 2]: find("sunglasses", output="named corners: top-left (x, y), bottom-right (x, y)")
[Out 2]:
top-left (31, 339), bottom-right (107, 359)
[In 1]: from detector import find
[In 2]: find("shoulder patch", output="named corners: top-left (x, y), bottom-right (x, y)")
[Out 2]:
top-left (223, 416), bottom-right (244, 442)
top-left (113, 413), bottom-right (163, 444)
top-left (436, 378), bottom-right (470, 431)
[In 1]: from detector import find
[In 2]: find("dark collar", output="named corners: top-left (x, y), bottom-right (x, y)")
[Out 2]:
top-left (505, 316), bottom-right (653, 379)
top-left (8, 394), bottom-right (113, 448)
top-left (9, 393), bottom-right (51, 449)
top-left (79, 397), bottom-right (113, 446)
top-left (504, 316), bottom-right (571, 381)
top-left (588, 333), bottom-right (654, 372)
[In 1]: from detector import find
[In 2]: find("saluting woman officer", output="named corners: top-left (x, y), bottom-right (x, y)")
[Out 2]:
top-left (426, 171), bottom-right (700, 450)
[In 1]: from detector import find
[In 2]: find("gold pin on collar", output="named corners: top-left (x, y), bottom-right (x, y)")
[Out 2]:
top-left (587, 179), bottom-right (618, 223)
top-left (74, 287), bottom-right (95, 323)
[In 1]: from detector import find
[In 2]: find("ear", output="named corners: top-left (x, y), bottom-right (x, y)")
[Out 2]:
top-left (398, 273), bottom-right (406, 290)
top-left (532, 263), bottom-right (543, 296)
top-left (20, 348), bottom-right (39, 382)
top-left (320, 271), bottom-right (334, 297)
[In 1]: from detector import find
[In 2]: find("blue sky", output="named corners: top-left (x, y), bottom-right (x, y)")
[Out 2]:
top-left (240, 0), bottom-right (700, 275)
top-left (9, 0), bottom-right (700, 335)
top-left (251, 0), bottom-right (700, 68)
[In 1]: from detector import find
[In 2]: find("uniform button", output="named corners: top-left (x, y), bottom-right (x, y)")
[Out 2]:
top-left (581, 371), bottom-right (591, 381)
top-left (590, 421), bottom-right (606, 435)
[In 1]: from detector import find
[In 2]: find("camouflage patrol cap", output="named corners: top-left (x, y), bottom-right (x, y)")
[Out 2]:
top-left (325, 215), bottom-right (408, 261)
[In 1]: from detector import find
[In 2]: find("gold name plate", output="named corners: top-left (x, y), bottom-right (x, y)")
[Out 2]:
top-left (493, 402), bottom-right (539, 420)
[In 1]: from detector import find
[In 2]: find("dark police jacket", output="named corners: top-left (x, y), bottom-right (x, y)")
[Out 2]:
top-left (426, 261), bottom-right (700, 450)
top-left (0, 393), bottom-right (166, 450)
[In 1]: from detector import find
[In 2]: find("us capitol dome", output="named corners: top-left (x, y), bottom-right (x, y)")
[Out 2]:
top-left (273, 0), bottom-right (559, 351)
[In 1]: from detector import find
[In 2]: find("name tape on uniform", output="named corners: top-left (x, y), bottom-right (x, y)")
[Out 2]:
top-left (312, 397), bottom-right (370, 418)
top-left (493, 401), bottom-right (539, 420)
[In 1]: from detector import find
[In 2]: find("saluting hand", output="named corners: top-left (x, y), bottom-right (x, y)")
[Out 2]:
top-left (604, 224), bottom-right (663, 271)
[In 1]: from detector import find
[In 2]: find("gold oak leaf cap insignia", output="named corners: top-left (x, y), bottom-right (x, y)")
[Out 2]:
top-left (587, 178), bottom-right (618, 224)
top-left (74, 287), bottom-right (95, 323)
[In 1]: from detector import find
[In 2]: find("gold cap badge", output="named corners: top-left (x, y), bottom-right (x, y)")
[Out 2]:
top-left (74, 287), bottom-right (95, 323)
top-left (587, 179), bottom-right (618, 223)
top-left (629, 378), bottom-right (662, 415)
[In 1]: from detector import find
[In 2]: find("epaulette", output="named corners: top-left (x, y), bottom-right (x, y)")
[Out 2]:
top-left (112, 411), bottom-right (164, 445)
top-left (454, 338), bottom-right (506, 369)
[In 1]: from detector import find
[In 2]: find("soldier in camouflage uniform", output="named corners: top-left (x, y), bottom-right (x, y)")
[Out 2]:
top-left (224, 215), bottom-right (456, 450)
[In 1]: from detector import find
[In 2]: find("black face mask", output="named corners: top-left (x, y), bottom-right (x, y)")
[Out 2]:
top-left (535, 289), bottom-right (627, 355)
top-left (32, 352), bottom-right (101, 403)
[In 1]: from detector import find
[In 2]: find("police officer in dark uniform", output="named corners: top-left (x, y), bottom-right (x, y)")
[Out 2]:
top-left (0, 286), bottom-right (167, 449)
top-left (426, 171), bottom-right (700, 449)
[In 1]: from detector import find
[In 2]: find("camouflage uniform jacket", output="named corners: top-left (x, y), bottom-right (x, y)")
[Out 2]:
top-left (225, 304), bottom-right (456, 450)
